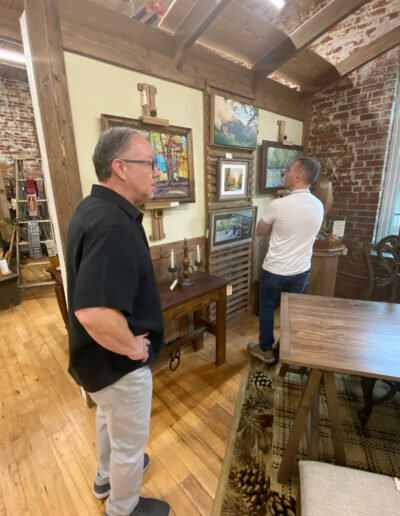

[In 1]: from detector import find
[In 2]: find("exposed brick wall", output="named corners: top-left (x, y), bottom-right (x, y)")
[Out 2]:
top-left (0, 72), bottom-right (40, 182)
top-left (307, 47), bottom-right (400, 299)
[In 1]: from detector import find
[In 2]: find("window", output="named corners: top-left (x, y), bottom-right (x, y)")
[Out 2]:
top-left (375, 86), bottom-right (400, 240)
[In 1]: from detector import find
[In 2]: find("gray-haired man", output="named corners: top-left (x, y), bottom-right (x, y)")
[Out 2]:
top-left (67, 128), bottom-right (169, 516)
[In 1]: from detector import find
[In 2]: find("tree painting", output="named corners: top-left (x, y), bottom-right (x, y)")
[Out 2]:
top-left (224, 166), bottom-right (243, 192)
top-left (101, 115), bottom-right (195, 204)
top-left (148, 132), bottom-right (189, 198)
top-left (213, 95), bottom-right (258, 149)
top-left (266, 147), bottom-right (301, 188)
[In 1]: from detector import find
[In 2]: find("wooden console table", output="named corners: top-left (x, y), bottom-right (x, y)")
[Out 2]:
top-left (47, 267), bottom-right (228, 367)
top-left (158, 271), bottom-right (228, 367)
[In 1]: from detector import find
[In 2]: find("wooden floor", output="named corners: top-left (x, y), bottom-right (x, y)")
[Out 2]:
top-left (0, 287), bottom-right (260, 516)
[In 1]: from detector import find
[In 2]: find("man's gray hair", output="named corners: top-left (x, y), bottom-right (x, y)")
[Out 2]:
top-left (92, 127), bottom-right (142, 182)
top-left (295, 157), bottom-right (321, 185)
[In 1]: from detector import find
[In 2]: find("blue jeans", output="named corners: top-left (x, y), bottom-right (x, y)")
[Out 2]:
top-left (259, 269), bottom-right (310, 351)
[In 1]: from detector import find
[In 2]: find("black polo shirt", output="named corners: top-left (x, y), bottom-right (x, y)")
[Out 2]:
top-left (66, 184), bottom-right (164, 392)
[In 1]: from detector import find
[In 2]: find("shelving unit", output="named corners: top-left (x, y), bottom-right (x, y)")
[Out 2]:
top-left (14, 158), bottom-right (56, 288)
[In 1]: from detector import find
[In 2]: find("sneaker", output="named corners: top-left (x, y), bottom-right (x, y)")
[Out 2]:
top-left (247, 341), bottom-right (276, 364)
top-left (94, 453), bottom-right (150, 499)
top-left (105, 497), bottom-right (170, 516)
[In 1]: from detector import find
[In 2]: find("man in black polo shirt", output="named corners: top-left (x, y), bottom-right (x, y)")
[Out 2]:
top-left (67, 127), bottom-right (169, 516)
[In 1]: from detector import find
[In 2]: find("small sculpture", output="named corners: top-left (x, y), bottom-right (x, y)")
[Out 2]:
top-left (313, 156), bottom-right (344, 218)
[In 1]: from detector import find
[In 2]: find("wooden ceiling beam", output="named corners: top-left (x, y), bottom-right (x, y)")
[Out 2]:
top-left (0, 5), bottom-right (22, 42)
top-left (57, 0), bottom-right (175, 57)
top-left (174, 0), bottom-right (231, 66)
top-left (335, 26), bottom-right (400, 76)
top-left (60, 14), bottom-right (305, 120)
top-left (304, 26), bottom-right (400, 93)
top-left (253, 0), bottom-right (369, 75)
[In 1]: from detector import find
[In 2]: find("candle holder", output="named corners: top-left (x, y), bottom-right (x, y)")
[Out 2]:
top-left (168, 265), bottom-right (178, 278)
top-left (180, 238), bottom-right (194, 287)
top-left (193, 259), bottom-right (203, 271)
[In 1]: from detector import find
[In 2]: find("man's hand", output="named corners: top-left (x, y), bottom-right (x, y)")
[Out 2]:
top-left (75, 307), bottom-right (150, 362)
top-left (128, 333), bottom-right (150, 362)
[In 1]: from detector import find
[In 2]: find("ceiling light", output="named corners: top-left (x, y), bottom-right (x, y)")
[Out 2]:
top-left (269, 0), bottom-right (286, 8)
top-left (0, 49), bottom-right (26, 64)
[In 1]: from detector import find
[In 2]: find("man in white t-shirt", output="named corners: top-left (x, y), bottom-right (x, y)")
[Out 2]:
top-left (248, 157), bottom-right (323, 364)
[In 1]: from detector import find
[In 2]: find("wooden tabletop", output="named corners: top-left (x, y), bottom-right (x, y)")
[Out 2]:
top-left (158, 271), bottom-right (228, 311)
top-left (280, 293), bottom-right (400, 382)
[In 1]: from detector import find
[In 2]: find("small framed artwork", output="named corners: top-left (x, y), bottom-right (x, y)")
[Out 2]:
top-left (101, 114), bottom-right (195, 205)
top-left (209, 206), bottom-right (258, 253)
top-left (210, 94), bottom-right (258, 149)
top-left (217, 158), bottom-right (251, 201)
top-left (260, 140), bottom-right (303, 193)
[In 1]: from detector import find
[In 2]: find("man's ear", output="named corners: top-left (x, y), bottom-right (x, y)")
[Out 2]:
top-left (111, 158), bottom-right (126, 181)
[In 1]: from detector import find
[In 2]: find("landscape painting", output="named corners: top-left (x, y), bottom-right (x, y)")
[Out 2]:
top-left (211, 95), bottom-right (258, 149)
top-left (217, 158), bottom-right (250, 201)
top-left (260, 140), bottom-right (303, 193)
top-left (101, 114), bottom-right (195, 204)
top-left (209, 206), bottom-right (257, 253)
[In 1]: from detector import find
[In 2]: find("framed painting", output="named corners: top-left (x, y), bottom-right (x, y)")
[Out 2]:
top-left (260, 140), bottom-right (303, 193)
top-left (210, 94), bottom-right (258, 149)
top-left (209, 206), bottom-right (257, 253)
top-left (101, 114), bottom-right (195, 204)
top-left (217, 158), bottom-right (251, 201)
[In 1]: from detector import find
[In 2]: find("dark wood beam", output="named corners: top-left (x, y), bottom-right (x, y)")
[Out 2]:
top-left (253, 0), bottom-right (369, 75)
top-left (336, 26), bottom-right (400, 76)
top-left (174, 0), bottom-right (231, 67)
top-left (21, 0), bottom-right (83, 257)
top-left (0, 5), bottom-right (22, 42)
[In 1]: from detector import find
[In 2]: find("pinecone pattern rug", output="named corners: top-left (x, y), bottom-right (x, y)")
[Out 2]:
top-left (212, 357), bottom-right (400, 516)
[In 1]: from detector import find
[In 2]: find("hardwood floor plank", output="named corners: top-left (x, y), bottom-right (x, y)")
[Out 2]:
top-left (0, 288), bottom-right (260, 515)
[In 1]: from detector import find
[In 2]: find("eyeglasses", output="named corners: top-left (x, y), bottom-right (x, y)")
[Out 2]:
top-left (120, 159), bottom-right (156, 170)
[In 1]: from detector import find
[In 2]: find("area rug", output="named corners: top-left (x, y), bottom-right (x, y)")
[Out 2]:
top-left (212, 358), bottom-right (400, 516)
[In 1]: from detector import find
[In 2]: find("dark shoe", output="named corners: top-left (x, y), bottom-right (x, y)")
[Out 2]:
top-left (94, 453), bottom-right (150, 499)
top-left (105, 497), bottom-right (170, 516)
top-left (247, 341), bottom-right (276, 364)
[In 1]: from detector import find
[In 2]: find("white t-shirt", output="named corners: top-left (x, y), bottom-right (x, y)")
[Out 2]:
top-left (262, 189), bottom-right (323, 276)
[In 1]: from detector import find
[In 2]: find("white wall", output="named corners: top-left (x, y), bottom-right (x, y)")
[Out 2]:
top-left (64, 52), bottom-right (303, 243)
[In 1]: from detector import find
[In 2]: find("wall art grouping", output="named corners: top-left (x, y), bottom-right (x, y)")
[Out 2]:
top-left (101, 114), bottom-right (195, 205)
top-left (210, 94), bottom-right (258, 149)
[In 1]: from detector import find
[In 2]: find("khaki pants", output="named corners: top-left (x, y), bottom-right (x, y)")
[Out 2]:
top-left (90, 366), bottom-right (153, 516)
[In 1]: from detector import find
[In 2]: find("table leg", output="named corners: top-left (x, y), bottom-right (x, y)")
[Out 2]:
top-left (277, 369), bottom-right (322, 483)
top-left (193, 311), bottom-right (204, 351)
top-left (215, 285), bottom-right (226, 366)
top-left (323, 372), bottom-right (346, 466)
top-left (306, 389), bottom-right (320, 461)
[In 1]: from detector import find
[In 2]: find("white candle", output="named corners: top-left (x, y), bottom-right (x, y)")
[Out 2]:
top-left (171, 250), bottom-right (174, 268)
top-left (197, 244), bottom-right (200, 262)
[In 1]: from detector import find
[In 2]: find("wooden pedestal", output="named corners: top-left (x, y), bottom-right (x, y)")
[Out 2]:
top-left (306, 246), bottom-right (346, 297)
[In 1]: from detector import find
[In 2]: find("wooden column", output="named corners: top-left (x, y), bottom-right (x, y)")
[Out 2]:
top-left (21, 0), bottom-right (82, 257)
